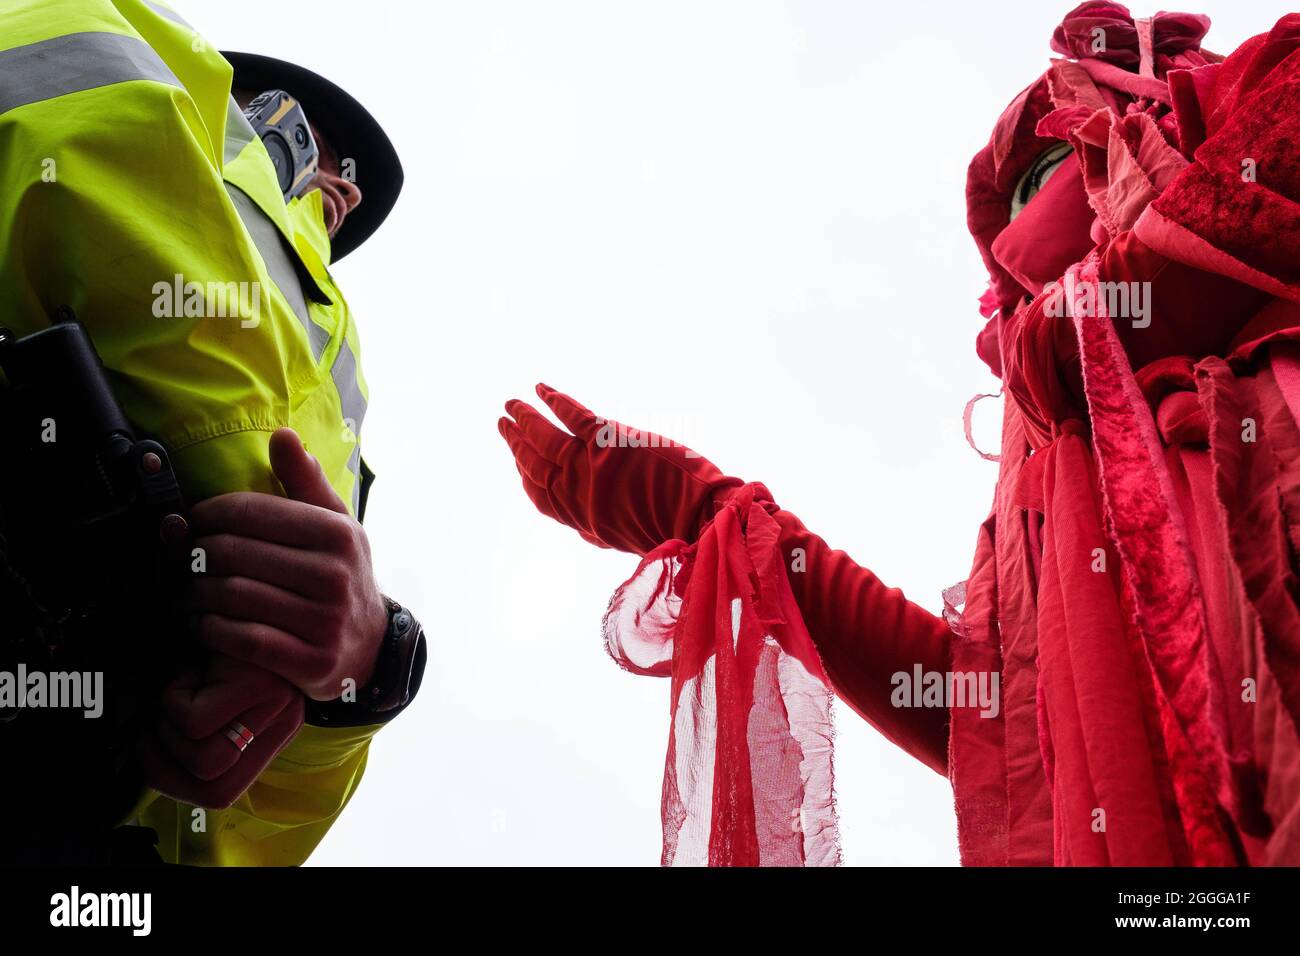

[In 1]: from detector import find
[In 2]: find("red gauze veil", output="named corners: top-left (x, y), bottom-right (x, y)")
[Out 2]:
top-left (603, 484), bottom-right (841, 866)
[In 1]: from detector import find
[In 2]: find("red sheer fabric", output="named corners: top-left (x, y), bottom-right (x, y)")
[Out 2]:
top-left (603, 485), bottom-right (841, 866)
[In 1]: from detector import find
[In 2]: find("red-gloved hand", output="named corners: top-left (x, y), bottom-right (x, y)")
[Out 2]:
top-left (498, 384), bottom-right (743, 555)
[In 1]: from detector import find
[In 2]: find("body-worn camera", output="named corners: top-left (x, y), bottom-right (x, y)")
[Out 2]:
top-left (243, 89), bottom-right (319, 200)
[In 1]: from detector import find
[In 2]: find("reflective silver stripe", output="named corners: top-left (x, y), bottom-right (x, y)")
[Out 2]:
top-left (225, 183), bottom-right (331, 360)
top-left (331, 338), bottom-right (367, 436)
top-left (346, 444), bottom-right (362, 515)
top-left (330, 337), bottom-right (366, 515)
top-left (144, 1), bottom-right (191, 27)
top-left (333, 339), bottom-right (366, 514)
top-left (0, 31), bottom-right (181, 116)
top-left (224, 94), bottom-right (256, 165)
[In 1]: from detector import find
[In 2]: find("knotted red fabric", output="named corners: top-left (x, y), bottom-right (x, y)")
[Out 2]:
top-left (603, 484), bottom-right (841, 866)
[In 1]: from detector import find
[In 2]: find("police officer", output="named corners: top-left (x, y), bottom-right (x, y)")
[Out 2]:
top-left (0, 0), bottom-right (424, 865)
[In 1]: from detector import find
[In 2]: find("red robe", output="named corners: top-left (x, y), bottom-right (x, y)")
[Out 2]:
top-left (947, 5), bottom-right (1300, 866)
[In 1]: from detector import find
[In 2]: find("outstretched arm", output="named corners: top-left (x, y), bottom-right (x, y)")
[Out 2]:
top-left (500, 384), bottom-right (952, 774)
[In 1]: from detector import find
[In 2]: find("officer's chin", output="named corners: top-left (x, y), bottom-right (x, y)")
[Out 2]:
top-left (322, 191), bottom-right (344, 236)
top-left (309, 181), bottom-right (346, 237)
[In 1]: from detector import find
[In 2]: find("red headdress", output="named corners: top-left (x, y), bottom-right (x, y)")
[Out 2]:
top-left (967, 1), bottom-right (1219, 377)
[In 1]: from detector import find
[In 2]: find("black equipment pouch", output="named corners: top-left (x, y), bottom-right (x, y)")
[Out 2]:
top-left (0, 308), bottom-right (193, 859)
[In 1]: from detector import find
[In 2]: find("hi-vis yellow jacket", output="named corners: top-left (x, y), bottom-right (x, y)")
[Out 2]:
top-left (0, 0), bottom-right (383, 865)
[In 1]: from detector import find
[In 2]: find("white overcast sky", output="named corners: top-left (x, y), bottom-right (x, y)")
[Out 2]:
top-left (188, 0), bottom-right (1294, 865)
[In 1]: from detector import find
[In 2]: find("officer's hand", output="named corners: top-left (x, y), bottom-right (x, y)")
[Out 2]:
top-left (188, 427), bottom-right (389, 701)
top-left (140, 654), bottom-right (304, 809)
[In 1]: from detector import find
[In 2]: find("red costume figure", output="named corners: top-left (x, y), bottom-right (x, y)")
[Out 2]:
top-left (500, 3), bottom-right (1300, 866)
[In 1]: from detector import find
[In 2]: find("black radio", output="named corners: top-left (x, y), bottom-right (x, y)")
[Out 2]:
top-left (0, 308), bottom-right (194, 851)
top-left (0, 309), bottom-right (189, 606)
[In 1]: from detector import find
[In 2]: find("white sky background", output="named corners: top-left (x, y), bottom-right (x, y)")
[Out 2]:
top-left (192, 0), bottom-right (1294, 865)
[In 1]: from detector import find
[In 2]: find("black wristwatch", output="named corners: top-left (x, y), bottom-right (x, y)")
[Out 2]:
top-left (305, 597), bottom-right (427, 728)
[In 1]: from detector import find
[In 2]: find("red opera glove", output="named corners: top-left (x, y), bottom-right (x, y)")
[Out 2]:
top-left (498, 384), bottom-right (742, 555)
top-left (769, 508), bottom-right (954, 776)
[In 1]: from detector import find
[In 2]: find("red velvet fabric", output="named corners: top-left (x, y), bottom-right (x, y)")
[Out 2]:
top-left (1050, 2), bottom-right (1211, 74)
top-left (1138, 14), bottom-right (1300, 302)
